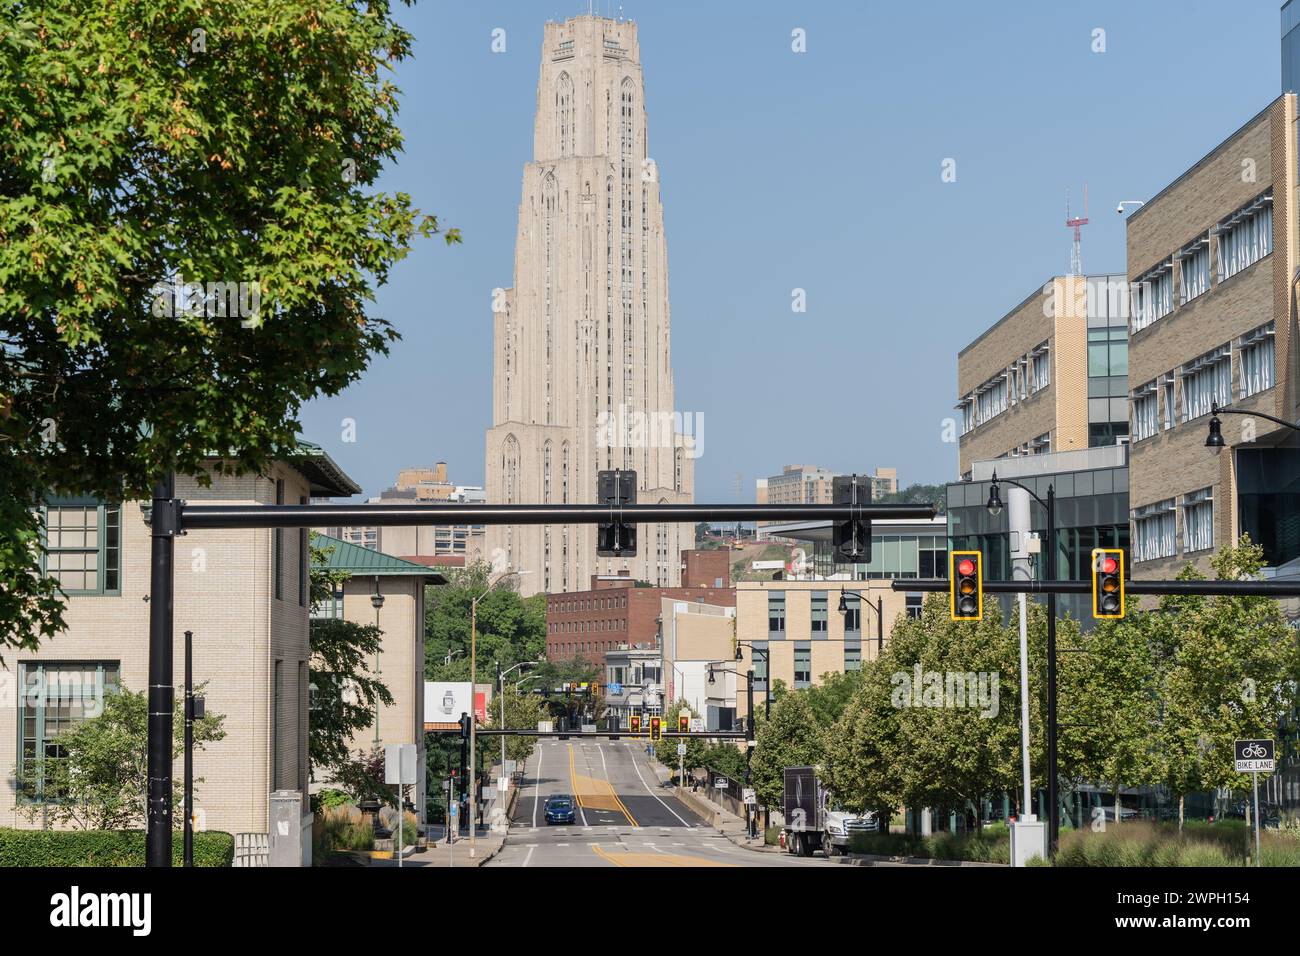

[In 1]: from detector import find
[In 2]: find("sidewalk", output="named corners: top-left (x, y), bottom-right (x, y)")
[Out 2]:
top-left (675, 785), bottom-right (782, 854)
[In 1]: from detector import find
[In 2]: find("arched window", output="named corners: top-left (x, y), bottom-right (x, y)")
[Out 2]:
top-left (556, 72), bottom-right (574, 156)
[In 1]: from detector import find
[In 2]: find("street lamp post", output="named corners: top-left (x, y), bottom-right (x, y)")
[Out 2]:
top-left (370, 582), bottom-right (384, 746)
top-left (468, 569), bottom-right (529, 860)
top-left (987, 471), bottom-right (1058, 852)
top-left (838, 587), bottom-right (885, 659)
top-left (497, 660), bottom-right (537, 781)
top-left (734, 640), bottom-right (771, 836)
top-left (709, 660), bottom-right (757, 840)
top-left (1206, 402), bottom-right (1300, 446)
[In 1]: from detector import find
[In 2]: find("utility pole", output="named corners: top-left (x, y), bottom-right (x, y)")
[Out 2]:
top-left (146, 474), bottom-right (178, 868)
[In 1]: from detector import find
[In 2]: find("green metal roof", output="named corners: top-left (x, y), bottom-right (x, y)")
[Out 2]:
top-left (312, 534), bottom-right (448, 583)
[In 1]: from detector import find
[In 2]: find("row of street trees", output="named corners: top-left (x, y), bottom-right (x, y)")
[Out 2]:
top-left (737, 540), bottom-right (1298, 830)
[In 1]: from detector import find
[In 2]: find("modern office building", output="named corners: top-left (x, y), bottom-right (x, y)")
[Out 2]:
top-left (956, 274), bottom-right (1129, 479)
top-left (603, 646), bottom-right (663, 727)
top-left (947, 446), bottom-right (1131, 624)
top-left (310, 535), bottom-right (445, 822)
top-left (733, 579), bottom-right (909, 722)
top-left (3, 447), bottom-right (359, 853)
top-left (1124, 94), bottom-right (1299, 579)
top-left (484, 14), bottom-right (695, 598)
top-left (545, 550), bottom-right (734, 667)
top-left (1284, 0), bottom-right (1300, 92)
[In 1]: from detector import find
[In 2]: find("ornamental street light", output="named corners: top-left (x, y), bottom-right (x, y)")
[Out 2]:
top-left (1206, 401), bottom-right (1299, 447)
top-left (988, 469), bottom-right (1061, 853)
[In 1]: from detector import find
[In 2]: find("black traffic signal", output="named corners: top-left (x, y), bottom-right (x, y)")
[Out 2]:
top-left (630, 714), bottom-right (642, 734)
top-left (458, 712), bottom-right (472, 740)
top-left (649, 716), bottom-right (662, 741)
top-left (832, 475), bottom-right (871, 564)
top-left (597, 469), bottom-right (637, 557)
top-left (950, 551), bottom-right (982, 621)
top-left (1092, 548), bottom-right (1125, 619)
top-left (678, 714), bottom-right (690, 734)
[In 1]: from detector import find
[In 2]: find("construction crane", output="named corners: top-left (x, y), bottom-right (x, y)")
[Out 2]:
top-left (1066, 185), bottom-right (1089, 276)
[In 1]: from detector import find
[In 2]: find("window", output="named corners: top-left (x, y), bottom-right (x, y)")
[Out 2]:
top-left (1217, 195), bottom-right (1272, 282)
top-left (1133, 499), bottom-right (1176, 562)
top-left (811, 591), bottom-right (827, 635)
top-left (906, 593), bottom-right (924, 619)
top-left (767, 592), bottom-right (785, 635)
top-left (793, 643), bottom-right (811, 689)
top-left (1132, 382), bottom-right (1159, 441)
top-left (844, 642), bottom-right (862, 672)
top-left (312, 585), bottom-right (345, 620)
top-left (918, 544), bottom-right (948, 578)
top-left (1132, 265), bottom-right (1173, 331)
top-left (752, 641), bottom-right (768, 692)
top-left (1031, 433), bottom-right (1051, 455)
top-left (42, 501), bottom-right (120, 594)
top-left (842, 592), bottom-right (861, 635)
top-left (1182, 488), bottom-right (1213, 554)
top-left (1178, 238), bottom-right (1210, 303)
top-left (1030, 343), bottom-right (1051, 392)
top-left (1238, 324), bottom-right (1276, 399)
top-left (975, 375), bottom-right (1009, 425)
top-left (1180, 346), bottom-right (1231, 422)
top-left (1162, 376), bottom-right (1176, 430)
top-left (18, 663), bottom-right (120, 801)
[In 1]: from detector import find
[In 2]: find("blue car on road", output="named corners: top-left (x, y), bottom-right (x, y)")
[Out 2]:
top-left (544, 795), bottom-right (577, 825)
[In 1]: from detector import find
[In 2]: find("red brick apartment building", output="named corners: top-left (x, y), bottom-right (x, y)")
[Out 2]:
top-left (546, 550), bottom-right (733, 666)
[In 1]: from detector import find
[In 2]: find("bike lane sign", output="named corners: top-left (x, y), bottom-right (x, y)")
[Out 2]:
top-left (1234, 739), bottom-right (1275, 773)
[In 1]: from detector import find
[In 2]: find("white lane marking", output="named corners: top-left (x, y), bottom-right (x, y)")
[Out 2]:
top-left (522, 845), bottom-right (536, 868)
top-left (596, 742), bottom-right (633, 829)
top-left (625, 743), bottom-right (692, 827)
top-left (556, 843), bottom-right (569, 847)
top-left (571, 742), bottom-right (590, 827)
top-left (531, 743), bottom-right (546, 828)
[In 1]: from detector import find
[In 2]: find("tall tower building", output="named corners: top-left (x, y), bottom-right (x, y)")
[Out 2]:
top-left (485, 15), bottom-right (695, 597)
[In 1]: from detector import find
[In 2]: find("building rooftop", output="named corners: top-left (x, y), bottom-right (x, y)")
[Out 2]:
top-left (312, 534), bottom-right (448, 582)
top-left (290, 441), bottom-right (363, 497)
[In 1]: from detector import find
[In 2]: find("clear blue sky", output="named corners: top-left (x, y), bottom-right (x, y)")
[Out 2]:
top-left (300, 0), bottom-right (1283, 500)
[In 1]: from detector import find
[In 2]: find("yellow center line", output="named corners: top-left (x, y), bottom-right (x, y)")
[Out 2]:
top-left (591, 844), bottom-right (734, 868)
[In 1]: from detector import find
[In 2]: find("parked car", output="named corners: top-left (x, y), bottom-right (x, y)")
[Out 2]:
top-left (544, 795), bottom-right (577, 825)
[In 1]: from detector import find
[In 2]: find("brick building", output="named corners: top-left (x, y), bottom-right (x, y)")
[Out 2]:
top-left (956, 274), bottom-right (1130, 478)
top-left (545, 550), bottom-right (734, 666)
top-left (1125, 94), bottom-right (1299, 579)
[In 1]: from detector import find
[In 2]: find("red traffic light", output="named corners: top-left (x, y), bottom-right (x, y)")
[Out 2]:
top-left (1100, 556), bottom-right (1118, 574)
top-left (957, 558), bottom-right (975, 577)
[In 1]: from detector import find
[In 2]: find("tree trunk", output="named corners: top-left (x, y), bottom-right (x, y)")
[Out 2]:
top-left (1244, 798), bottom-right (1251, 830)
top-left (1178, 794), bottom-right (1185, 831)
top-left (1113, 781), bottom-right (1121, 827)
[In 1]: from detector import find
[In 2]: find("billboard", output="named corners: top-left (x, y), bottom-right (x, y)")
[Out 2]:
top-left (424, 681), bottom-right (473, 729)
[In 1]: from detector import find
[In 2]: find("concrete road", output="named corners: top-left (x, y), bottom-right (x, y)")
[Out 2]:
top-left (486, 738), bottom-right (839, 868)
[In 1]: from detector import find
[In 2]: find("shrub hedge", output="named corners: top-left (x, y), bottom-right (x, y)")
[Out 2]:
top-left (0, 828), bottom-right (234, 867)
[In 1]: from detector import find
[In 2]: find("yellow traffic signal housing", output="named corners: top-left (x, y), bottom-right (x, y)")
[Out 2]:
top-left (1091, 548), bottom-right (1125, 619)
top-left (950, 551), bottom-right (983, 621)
top-left (649, 716), bottom-right (662, 741)
top-left (678, 714), bottom-right (690, 734)
top-left (630, 715), bottom-right (642, 734)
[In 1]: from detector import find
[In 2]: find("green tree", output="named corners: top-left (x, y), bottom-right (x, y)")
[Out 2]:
top-left (308, 535), bottom-right (392, 779)
top-left (14, 684), bottom-right (225, 830)
top-left (805, 669), bottom-right (863, 726)
top-left (487, 686), bottom-right (547, 767)
top-left (653, 699), bottom-right (707, 778)
top-left (750, 689), bottom-right (825, 810)
top-left (425, 562), bottom-right (546, 682)
top-left (0, 0), bottom-right (458, 656)
top-left (1156, 539), bottom-right (1300, 827)
top-left (824, 656), bottom-right (905, 823)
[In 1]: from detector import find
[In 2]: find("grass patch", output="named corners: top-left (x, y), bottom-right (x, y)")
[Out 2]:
top-left (1053, 820), bottom-right (1299, 866)
top-left (848, 828), bottom-right (1009, 864)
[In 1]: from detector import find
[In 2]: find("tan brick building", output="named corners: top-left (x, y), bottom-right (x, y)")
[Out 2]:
top-left (734, 580), bottom-right (909, 722)
top-left (1125, 94), bottom-right (1300, 578)
top-left (1, 449), bottom-right (359, 846)
top-left (310, 535), bottom-right (445, 821)
top-left (957, 274), bottom-right (1130, 478)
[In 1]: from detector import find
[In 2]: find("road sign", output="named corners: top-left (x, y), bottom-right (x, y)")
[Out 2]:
top-left (384, 743), bottom-right (417, 785)
top-left (715, 777), bottom-right (728, 790)
top-left (1235, 738), bottom-right (1276, 772)
top-left (609, 682), bottom-right (623, 695)
top-left (689, 717), bottom-right (705, 733)
top-left (742, 788), bottom-right (756, 805)
top-left (676, 743), bottom-right (687, 756)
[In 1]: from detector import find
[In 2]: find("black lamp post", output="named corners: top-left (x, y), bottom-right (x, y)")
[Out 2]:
top-left (838, 586), bottom-right (885, 659)
top-left (1206, 402), bottom-right (1299, 447)
top-left (987, 469), bottom-right (1058, 852)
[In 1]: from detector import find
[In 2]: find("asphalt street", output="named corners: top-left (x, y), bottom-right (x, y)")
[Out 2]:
top-left (486, 739), bottom-right (840, 868)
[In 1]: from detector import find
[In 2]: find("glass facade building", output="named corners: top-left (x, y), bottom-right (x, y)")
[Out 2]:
top-left (1285, 0), bottom-right (1300, 93)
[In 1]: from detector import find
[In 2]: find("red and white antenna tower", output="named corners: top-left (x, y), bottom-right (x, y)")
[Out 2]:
top-left (1066, 185), bottom-right (1089, 276)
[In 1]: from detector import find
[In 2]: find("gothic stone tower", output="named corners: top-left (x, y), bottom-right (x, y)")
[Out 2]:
top-left (485, 15), bottom-right (695, 598)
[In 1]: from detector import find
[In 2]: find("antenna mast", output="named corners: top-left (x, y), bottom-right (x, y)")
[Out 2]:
top-left (1066, 184), bottom-right (1089, 276)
